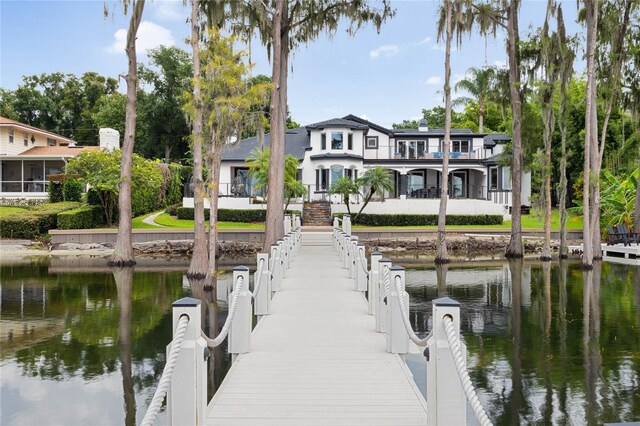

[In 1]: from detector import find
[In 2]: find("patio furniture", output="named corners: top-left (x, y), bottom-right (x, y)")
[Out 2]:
top-left (606, 225), bottom-right (625, 245)
top-left (616, 223), bottom-right (640, 246)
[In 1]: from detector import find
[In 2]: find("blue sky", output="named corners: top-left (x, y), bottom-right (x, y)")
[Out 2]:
top-left (1, 1), bottom-right (583, 129)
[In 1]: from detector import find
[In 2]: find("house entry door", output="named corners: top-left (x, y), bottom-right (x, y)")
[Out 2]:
top-left (449, 171), bottom-right (467, 198)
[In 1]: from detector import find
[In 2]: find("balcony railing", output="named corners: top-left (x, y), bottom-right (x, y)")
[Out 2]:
top-left (389, 149), bottom-right (494, 161)
top-left (407, 184), bottom-right (487, 200)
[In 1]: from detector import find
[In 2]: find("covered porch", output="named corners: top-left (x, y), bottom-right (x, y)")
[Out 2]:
top-left (0, 158), bottom-right (66, 198)
top-left (386, 166), bottom-right (488, 200)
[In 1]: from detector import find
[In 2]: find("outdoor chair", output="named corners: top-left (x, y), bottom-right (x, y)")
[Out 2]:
top-left (606, 224), bottom-right (624, 245)
top-left (616, 224), bottom-right (640, 246)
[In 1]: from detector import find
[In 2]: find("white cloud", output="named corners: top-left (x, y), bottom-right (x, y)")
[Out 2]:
top-left (369, 44), bottom-right (399, 59)
top-left (154, 1), bottom-right (186, 22)
top-left (425, 76), bottom-right (442, 85)
top-left (418, 36), bottom-right (432, 45)
top-left (431, 44), bottom-right (444, 51)
top-left (359, 114), bottom-right (369, 121)
top-left (106, 21), bottom-right (175, 55)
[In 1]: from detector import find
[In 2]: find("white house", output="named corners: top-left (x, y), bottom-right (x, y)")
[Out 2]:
top-left (0, 117), bottom-right (103, 199)
top-left (192, 115), bottom-right (531, 216)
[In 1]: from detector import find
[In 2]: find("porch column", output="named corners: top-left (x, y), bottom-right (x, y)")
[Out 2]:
top-left (399, 172), bottom-right (407, 200)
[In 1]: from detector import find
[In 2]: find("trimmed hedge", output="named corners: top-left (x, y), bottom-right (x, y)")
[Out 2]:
top-left (62, 179), bottom-right (83, 202)
top-left (176, 207), bottom-right (302, 223)
top-left (333, 213), bottom-right (503, 227)
top-left (57, 205), bottom-right (104, 229)
top-left (49, 182), bottom-right (64, 203)
top-left (0, 202), bottom-right (81, 239)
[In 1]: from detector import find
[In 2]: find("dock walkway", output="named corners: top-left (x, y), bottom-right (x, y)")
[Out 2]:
top-left (206, 232), bottom-right (428, 425)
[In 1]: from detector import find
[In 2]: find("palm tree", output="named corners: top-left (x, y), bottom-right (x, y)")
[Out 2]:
top-left (329, 176), bottom-right (359, 215)
top-left (453, 66), bottom-right (495, 133)
top-left (354, 166), bottom-right (394, 221)
top-left (109, 0), bottom-right (145, 268)
top-left (246, 147), bottom-right (304, 206)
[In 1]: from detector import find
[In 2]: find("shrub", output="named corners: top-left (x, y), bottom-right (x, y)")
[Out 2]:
top-left (0, 202), bottom-right (81, 239)
top-left (0, 198), bottom-right (48, 207)
top-left (62, 179), bottom-right (83, 202)
top-left (49, 182), bottom-right (64, 203)
top-left (176, 208), bottom-right (301, 223)
top-left (57, 205), bottom-right (104, 229)
top-left (165, 203), bottom-right (181, 216)
top-left (332, 213), bottom-right (503, 227)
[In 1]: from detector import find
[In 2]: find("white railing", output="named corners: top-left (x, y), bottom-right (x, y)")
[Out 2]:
top-left (333, 220), bottom-right (492, 426)
top-left (141, 215), bottom-right (302, 425)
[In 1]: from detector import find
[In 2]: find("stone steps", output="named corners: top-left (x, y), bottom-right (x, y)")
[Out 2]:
top-left (303, 201), bottom-right (332, 226)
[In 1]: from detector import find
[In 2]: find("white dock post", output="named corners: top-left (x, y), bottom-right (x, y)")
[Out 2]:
top-left (284, 214), bottom-right (291, 235)
top-left (342, 233), bottom-right (350, 268)
top-left (369, 252), bottom-right (382, 315)
top-left (168, 297), bottom-right (207, 426)
top-left (387, 266), bottom-right (409, 354)
top-left (333, 216), bottom-right (339, 229)
top-left (229, 266), bottom-right (251, 358)
top-left (283, 235), bottom-right (291, 269)
top-left (376, 258), bottom-right (392, 333)
top-left (342, 214), bottom-right (350, 234)
top-left (254, 253), bottom-right (270, 317)
top-left (356, 245), bottom-right (368, 292)
top-left (426, 297), bottom-right (467, 426)
top-left (349, 237), bottom-right (358, 279)
top-left (270, 244), bottom-right (282, 292)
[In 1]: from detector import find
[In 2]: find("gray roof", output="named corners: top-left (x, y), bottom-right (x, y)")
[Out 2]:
top-left (342, 114), bottom-right (391, 135)
top-left (483, 133), bottom-right (511, 146)
top-left (221, 127), bottom-right (310, 161)
top-left (309, 153), bottom-right (364, 160)
top-left (305, 118), bottom-right (369, 131)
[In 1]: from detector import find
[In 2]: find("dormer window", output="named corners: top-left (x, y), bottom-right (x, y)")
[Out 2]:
top-left (321, 133), bottom-right (326, 150)
top-left (47, 138), bottom-right (56, 146)
top-left (331, 132), bottom-right (343, 150)
top-left (9, 129), bottom-right (14, 143)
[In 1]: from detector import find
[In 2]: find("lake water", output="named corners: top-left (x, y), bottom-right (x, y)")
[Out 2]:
top-left (1, 255), bottom-right (638, 425)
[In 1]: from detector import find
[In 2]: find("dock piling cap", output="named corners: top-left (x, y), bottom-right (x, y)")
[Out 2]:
top-left (233, 265), bottom-right (250, 272)
top-left (173, 297), bottom-right (201, 307)
top-left (433, 296), bottom-right (460, 307)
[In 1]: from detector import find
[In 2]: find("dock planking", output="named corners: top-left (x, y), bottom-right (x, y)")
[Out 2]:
top-left (206, 232), bottom-right (428, 425)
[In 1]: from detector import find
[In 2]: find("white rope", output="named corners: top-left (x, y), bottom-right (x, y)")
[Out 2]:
top-left (393, 275), bottom-right (429, 346)
top-left (382, 265), bottom-right (390, 297)
top-left (250, 258), bottom-right (266, 299)
top-left (201, 275), bottom-right (245, 348)
top-left (443, 315), bottom-right (493, 426)
top-left (141, 314), bottom-right (190, 426)
top-left (357, 250), bottom-right (369, 277)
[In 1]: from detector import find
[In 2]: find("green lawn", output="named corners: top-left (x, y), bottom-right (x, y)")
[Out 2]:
top-left (136, 212), bottom-right (263, 229)
top-left (0, 206), bottom-right (29, 218)
top-left (353, 209), bottom-right (583, 230)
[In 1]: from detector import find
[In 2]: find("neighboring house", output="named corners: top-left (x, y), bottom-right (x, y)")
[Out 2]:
top-left (192, 114), bottom-right (530, 215)
top-left (0, 117), bottom-right (102, 199)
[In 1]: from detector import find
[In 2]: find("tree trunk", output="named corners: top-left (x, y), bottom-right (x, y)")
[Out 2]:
top-left (504, 0), bottom-right (524, 258)
top-left (435, 0), bottom-right (452, 265)
top-left (264, 0), bottom-right (287, 250)
top-left (635, 156), bottom-right (640, 234)
top-left (206, 143), bottom-right (222, 289)
top-left (110, 0), bottom-right (145, 267)
top-left (478, 97), bottom-right (484, 134)
top-left (187, 0), bottom-right (208, 278)
top-left (559, 114), bottom-right (569, 258)
top-left (589, 70), bottom-right (601, 260)
top-left (165, 143), bottom-right (172, 163)
top-left (582, 0), bottom-right (598, 269)
top-left (541, 100), bottom-right (554, 261)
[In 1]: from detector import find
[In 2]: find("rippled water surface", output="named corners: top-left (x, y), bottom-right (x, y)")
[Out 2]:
top-left (1, 256), bottom-right (639, 425)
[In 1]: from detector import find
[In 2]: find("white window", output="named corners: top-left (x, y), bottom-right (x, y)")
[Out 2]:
top-left (489, 166), bottom-right (499, 190)
top-left (502, 167), bottom-right (512, 190)
top-left (347, 133), bottom-right (353, 150)
top-left (331, 132), bottom-right (343, 150)
top-left (330, 165), bottom-right (343, 184)
top-left (365, 136), bottom-right (378, 149)
top-left (321, 133), bottom-right (326, 150)
top-left (9, 129), bottom-right (14, 143)
top-left (47, 138), bottom-right (56, 146)
top-left (23, 132), bottom-right (28, 146)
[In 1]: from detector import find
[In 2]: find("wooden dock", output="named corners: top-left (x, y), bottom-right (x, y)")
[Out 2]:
top-left (206, 232), bottom-right (428, 425)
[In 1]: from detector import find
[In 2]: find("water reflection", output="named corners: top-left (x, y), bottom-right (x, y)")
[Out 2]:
top-left (113, 267), bottom-right (136, 426)
top-left (401, 259), bottom-right (640, 425)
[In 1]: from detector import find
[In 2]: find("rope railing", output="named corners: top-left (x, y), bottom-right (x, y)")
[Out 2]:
top-left (393, 275), bottom-right (429, 346)
top-left (357, 250), bottom-right (369, 277)
top-left (250, 257), bottom-right (266, 300)
top-left (443, 315), bottom-right (493, 426)
top-left (382, 265), bottom-right (391, 298)
top-left (201, 275), bottom-right (245, 348)
top-left (141, 314), bottom-right (190, 426)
